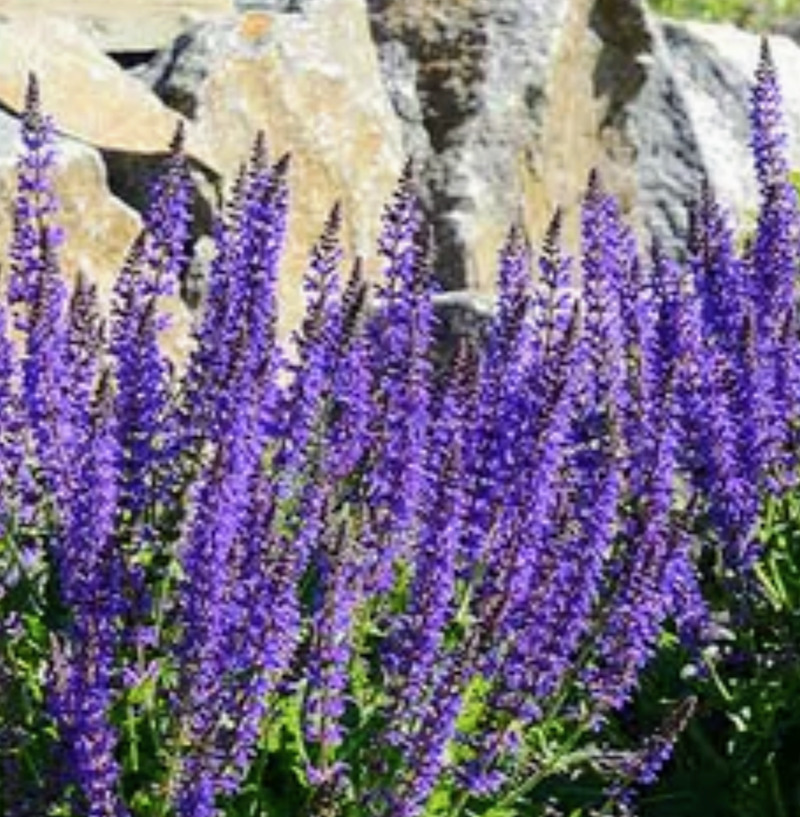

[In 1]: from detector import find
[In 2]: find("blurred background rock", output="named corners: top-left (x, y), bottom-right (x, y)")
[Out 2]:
top-left (2, 0), bottom-right (800, 354)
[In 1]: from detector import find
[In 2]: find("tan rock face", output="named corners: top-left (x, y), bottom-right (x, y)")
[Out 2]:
top-left (0, 2), bottom-right (405, 349)
top-left (0, 0), bottom-right (793, 333)
top-left (0, 119), bottom-right (195, 361)
top-left (152, 0), bottom-right (406, 331)
top-left (0, 16), bottom-right (186, 154)
top-left (0, 0), bottom-right (230, 54)
top-left (523, 0), bottom-right (622, 254)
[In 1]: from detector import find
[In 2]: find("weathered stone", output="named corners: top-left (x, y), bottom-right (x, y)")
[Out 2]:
top-left (369, 0), bottom-right (800, 284)
top-left (0, 109), bottom-right (136, 316)
top-left (0, 15), bottom-right (209, 359)
top-left (3, 0), bottom-right (800, 331)
top-left (367, 0), bottom-right (642, 291)
top-left (593, 13), bottom-right (800, 252)
top-left (653, 20), bottom-right (800, 241)
top-left (0, 14), bottom-right (222, 231)
top-left (583, 0), bottom-right (703, 249)
top-left (0, 0), bottom-right (230, 55)
top-left (430, 289), bottom-right (495, 373)
top-left (143, 0), bottom-right (406, 332)
top-left (0, 16), bottom-right (188, 154)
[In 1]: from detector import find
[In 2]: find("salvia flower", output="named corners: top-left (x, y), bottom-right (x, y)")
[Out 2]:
top-left (8, 74), bottom-right (63, 320)
top-left (0, 296), bottom-right (23, 531)
top-left (750, 38), bottom-right (789, 193)
top-left (363, 165), bottom-right (435, 593)
top-left (7, 76), bottom-right (72, 508)
top-left (48, 377), bottom-right (128, 817)
top-left (6, 50), bottom-right (800, 817)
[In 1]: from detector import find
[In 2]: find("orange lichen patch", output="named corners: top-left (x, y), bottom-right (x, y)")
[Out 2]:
top-left (238, 11), bottom-right (273, 43)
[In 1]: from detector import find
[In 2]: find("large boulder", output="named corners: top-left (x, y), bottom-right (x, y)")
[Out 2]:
top-left (367, 0), bottom-right (587, 290)
top-left (368, 0), bottom-right (800, 286)
top-left (0, 14), bottom-right (221, 224)
top-left (366, 0), bottom-right (673, 290)
top-left (589, 10), bottom-right (800, 252)
top-left (0, 15), bottom-right (190, 154)
top-left (4, 0), bottom-right (800, 332)
top-left (142, 0), bottom-right (406, 330)
top-left (0, 0), bottom-right (230, 55)
top-left (0, 4), bottom-right (401, 345)
top-left (646, 20), bottom-right (800, 243)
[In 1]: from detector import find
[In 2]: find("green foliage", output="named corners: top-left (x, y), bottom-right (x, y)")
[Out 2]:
top-left (651, 0), bottom-right (800, 29)
top-left (633, 491), bottom-right (800, 817)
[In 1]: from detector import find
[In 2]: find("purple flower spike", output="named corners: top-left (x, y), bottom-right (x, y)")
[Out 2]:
top-left (49, 378), bottom-right (128, 817)
top-left (364, 166), bottom-right (435, 592)
top-left (750, 38), bottom-right (789, 192)
top-left (141, 122), bottom-right (194, 299)
top-left (6, 75), bottom-right (72, 507)
top-left (180, 141), bottom-right (288, 449)
top-left (280, 203), bottom-right (346, 486)
top-left (111, 241), bottom-right (172, 519)
top-left (0, 300), bottom-right (23, 531)
top-left (8, 74), bottom-right (64, 321)
top-left (304, 531), bottom-right (361, 785)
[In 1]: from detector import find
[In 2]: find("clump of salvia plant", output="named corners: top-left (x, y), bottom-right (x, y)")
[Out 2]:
top-left (1, 39), bottom-right (799, 817)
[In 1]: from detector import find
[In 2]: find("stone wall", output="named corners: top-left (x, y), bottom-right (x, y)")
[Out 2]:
top-left (1, 0), bottom-right (800, 351)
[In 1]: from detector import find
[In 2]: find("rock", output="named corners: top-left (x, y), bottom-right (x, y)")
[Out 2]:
top-left (585, 0), bottom-right (705, 250)
top-left (0, 109), bottom-right (138, 320)
top-left (368, 0), bottom-right (569, 290)
top-left (369, 0), bottom-right (800, 284)
top-left (367, 0), bottom-right (664, 291)
top-left (2, 0), bottom-right (800, 337)
top-left (596, 14), bottom-right (800, 252)
top-left (0, 14), bottom-right (222, 231)
top-left (430, 289), bottom-right (495, 373)
top-left (0, 15), bottom-right (191, 155)
top-left (0, 0), bottom-right (230, 55)
top-left (0, 15), bottom-right (203, 359)
top-left (143, 0), bottom-right (406, 332)
top-left (648, 20), bottom-right (800, 244)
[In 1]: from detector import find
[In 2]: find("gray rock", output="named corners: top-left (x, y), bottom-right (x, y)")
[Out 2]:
top-left (8, 0), bottom-right (800, 314)
top-left (0, 1), bottom-right (230, 55)
top-left (592, 2), bottom-right (707, 250)
top-left (625, 19), bottom-right (800, 252)
top-left (136, 22), bottom-right (226, 120)
top-left (369, 0), bottom-right (800, 283)
top-left (368, 0), bottom-right (575, 291)
top-left (431, 289), bottom-right (495, 371)
top-left (234, 0), bottom-right (307, 10)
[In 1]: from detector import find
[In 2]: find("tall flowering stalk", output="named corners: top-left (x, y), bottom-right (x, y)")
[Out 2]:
top-left (363, 164), bottom-right (435, 595)
top-left (7, 75), bottom-right (71, 510)
top-left (0, 295), bottom-right (23, 532)
top-left (48, 376), bottom-right (128, 817)
top-left (110, 126), bottom-right (193, 521)
top-left (172, 444), bottom-right (254, 817)
top-left (553, 172), bottom-right (625, 713)
top-left (458, 224), bottom-right (533, 575)
top-left (747, 39), bottom-right (800, 493)
top-left (5, 48), bottom-right (800, 817)
top-left (170, 142), bottom-right (294, 817)
top-left (180, 138), bottom-right (288, 451)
